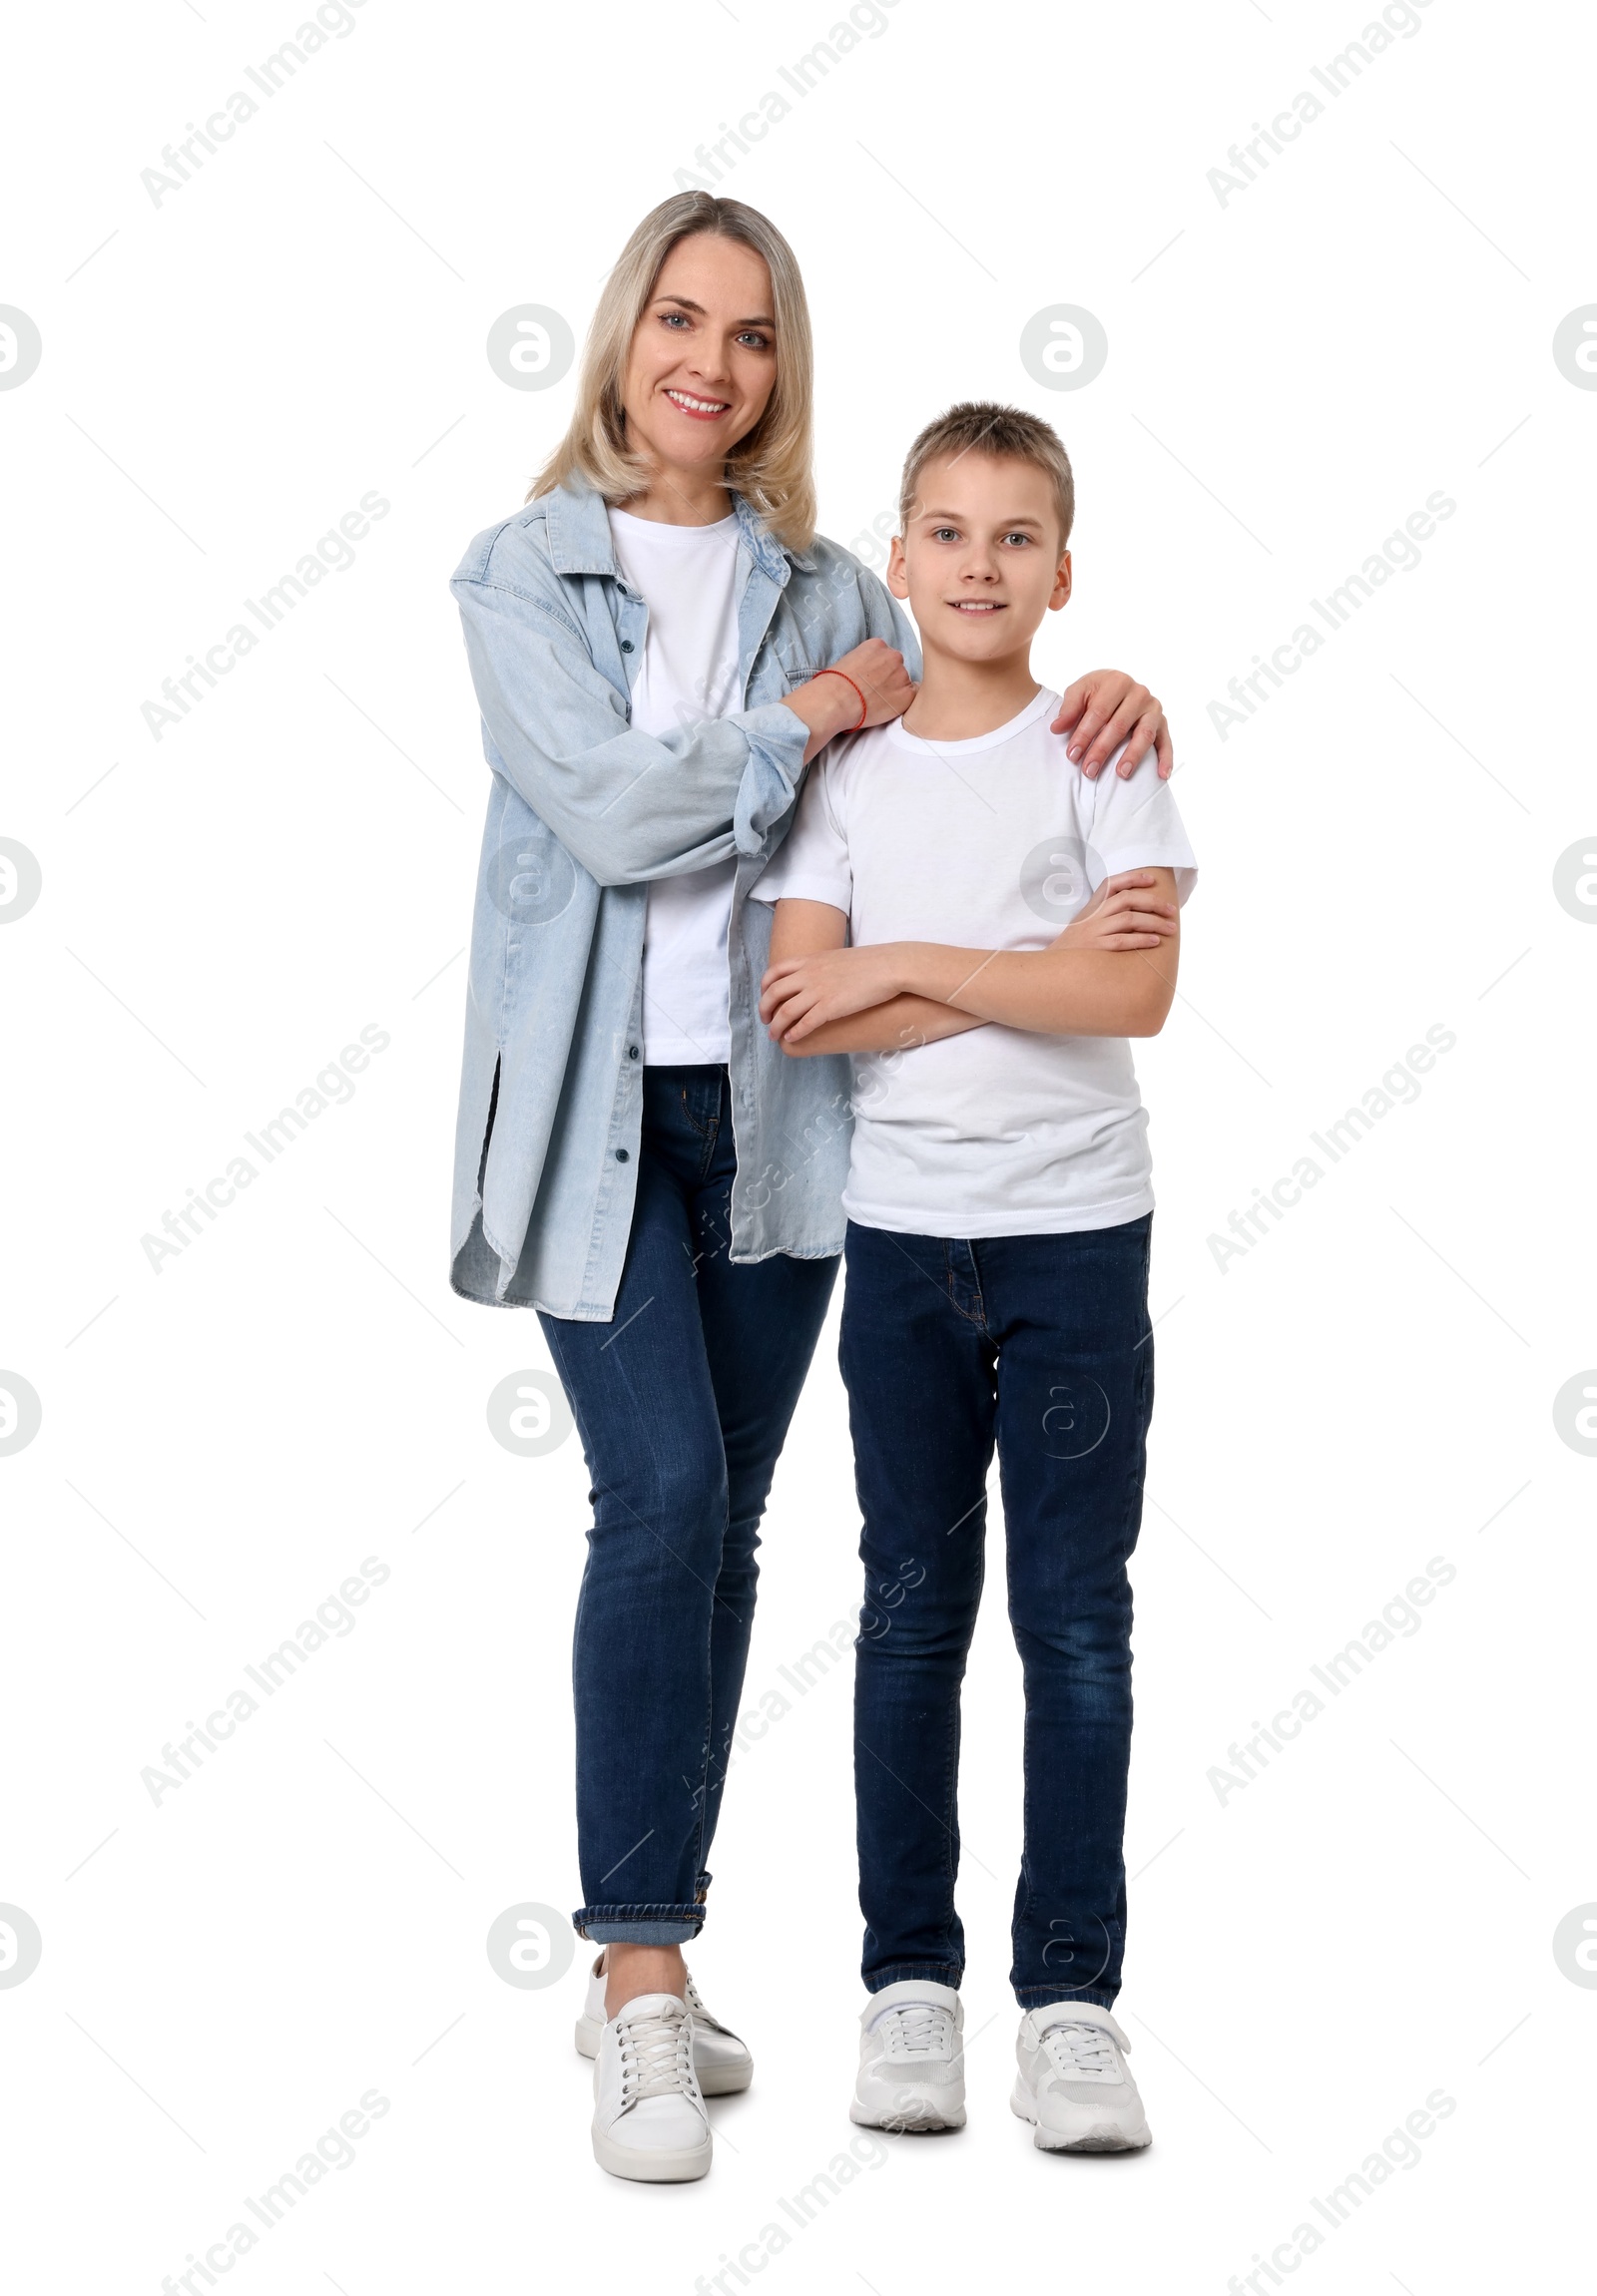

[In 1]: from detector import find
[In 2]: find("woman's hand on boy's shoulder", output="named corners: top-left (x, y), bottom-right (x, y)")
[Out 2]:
top-left (1052, 674), bottom-right (1172, 781)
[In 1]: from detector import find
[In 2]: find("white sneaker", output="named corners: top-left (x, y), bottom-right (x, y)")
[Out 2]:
top-left (574, 1953), bottom-right (754, 2094)
top-left (849, 1979), bottom-right (966, 2132)
top-left (1011, 2002), bottom-right (1152, 2151)
top-left (591, 1992), bottom-right (713, 2182)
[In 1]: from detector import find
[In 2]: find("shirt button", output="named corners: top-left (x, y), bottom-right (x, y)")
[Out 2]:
top-left (615, 1148), bottom-right (629, 1162)
top-left (620, 639), bottom-right (634, 654)
top-left (628, 1045), bottom-right (640, 1060)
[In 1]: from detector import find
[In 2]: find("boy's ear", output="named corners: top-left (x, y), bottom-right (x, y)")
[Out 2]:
top-left (886, 534), bottom-right (909, 600)
top-left (1048, 549), bottom-right (1073, 613)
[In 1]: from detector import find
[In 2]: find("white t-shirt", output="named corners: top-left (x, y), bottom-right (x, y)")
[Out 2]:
top-left (607, 507), bottom-right (743, 1065)
top-left (752, 686), bottom-right (1198, 1238)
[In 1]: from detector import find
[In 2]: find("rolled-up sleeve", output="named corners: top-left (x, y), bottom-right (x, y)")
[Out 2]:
top-left (451, 549), bottom-right (807, 889)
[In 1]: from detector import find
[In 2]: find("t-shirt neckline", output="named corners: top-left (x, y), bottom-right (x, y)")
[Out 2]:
top-left (886, 685), bottom-right (1058, 758)
top-left (607, 507), bottom-right (739, 542)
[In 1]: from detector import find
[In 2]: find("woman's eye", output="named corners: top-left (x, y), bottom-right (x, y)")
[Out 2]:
top-left (661, 311), bottom-right (691, 329)
top-left (737, 330), bottom-right (773, 350)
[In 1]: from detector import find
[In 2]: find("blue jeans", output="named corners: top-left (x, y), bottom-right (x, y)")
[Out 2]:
top-left (840, 1214), bottom-right (1154, 2009)
top-left (539, 1066), bottom-right (837, 1945)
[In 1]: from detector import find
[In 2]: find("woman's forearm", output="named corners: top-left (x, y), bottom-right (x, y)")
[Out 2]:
top-left (785, 676), bottom-right (869, 763)
top-left (891, 941), bottom-right (1177, 1039)
top-left (779, 994), bottom-right (986, 1057)
top-left (456, 575), bottom-right (808, 887)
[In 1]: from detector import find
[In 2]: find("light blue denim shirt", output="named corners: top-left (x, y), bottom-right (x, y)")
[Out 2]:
top-left (447, 479), bottom-right (918, 1320)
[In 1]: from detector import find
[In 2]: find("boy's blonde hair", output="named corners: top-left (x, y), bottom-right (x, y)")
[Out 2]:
top-left (898, 401), bottom-right (1075, 549)
top-left (528, 192), bottom-right (816, 552)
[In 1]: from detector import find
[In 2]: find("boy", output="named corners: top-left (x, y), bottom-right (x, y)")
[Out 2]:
top-left (750, 403), bottom-right (1196, 2151)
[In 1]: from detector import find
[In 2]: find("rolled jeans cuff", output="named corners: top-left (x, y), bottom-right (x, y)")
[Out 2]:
top-left (574, 1903), bottom-right (705, 1947)
top-left (1014, 1984), bottom-right (1119, 2012)
top-left (864, 1961), bottom-right (963, 1995)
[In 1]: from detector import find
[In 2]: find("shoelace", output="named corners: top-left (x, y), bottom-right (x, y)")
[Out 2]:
top-left (877, 2002), bottom-right (957, 2061)
top-left (616, 2004), bottom-right (696, 2103)
top-left (1039, 2020), bottom-right (1119, 2078)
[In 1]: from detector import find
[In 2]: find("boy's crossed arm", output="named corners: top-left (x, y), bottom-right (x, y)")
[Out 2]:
top-left (762, 898), bottom-right (988, 1057)
top-left (760, 870), bottom-right (1181, 1056)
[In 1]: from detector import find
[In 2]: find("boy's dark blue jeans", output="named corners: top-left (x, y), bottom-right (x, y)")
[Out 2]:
top-left (538, 1065), bottom-right (836, 1946)
top-left (840, 1212), bottom-right (1154, 2011)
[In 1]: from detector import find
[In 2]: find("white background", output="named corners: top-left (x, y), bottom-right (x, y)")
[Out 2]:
top-left (2, 0), bottom-right (1593, 2289)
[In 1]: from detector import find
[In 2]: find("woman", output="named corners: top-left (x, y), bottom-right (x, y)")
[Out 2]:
top-left (447, 191), bottom-right (1171, 2182)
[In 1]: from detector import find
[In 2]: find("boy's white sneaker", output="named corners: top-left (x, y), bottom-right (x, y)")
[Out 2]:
top-left (591, 1992), bottom-right (713, 2182)
top-left (849, 1979), bottom-right (966, 2132)
top-left (1011, 2002), bottom-right (1151, 2151)
top-left (574, 1953), bottom-right (754, 2094)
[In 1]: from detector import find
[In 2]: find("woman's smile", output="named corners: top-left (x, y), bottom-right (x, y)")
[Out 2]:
top-left (663, 385), bottom-right (733, 420)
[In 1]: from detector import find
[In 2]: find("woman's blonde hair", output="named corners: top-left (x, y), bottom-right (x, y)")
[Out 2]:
top-left (528, 193), bottom-right (815, 552)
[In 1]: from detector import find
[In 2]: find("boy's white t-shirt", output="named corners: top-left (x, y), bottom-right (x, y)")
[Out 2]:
top-left (607, 507), bottom-right (743, 1065)
top-left (752, 686), bottom-right (1198, 1238)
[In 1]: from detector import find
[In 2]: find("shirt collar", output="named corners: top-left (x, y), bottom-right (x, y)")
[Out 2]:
top-left (543, 479), bottom-right (813, 586)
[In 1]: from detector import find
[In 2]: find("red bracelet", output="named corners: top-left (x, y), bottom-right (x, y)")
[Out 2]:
top-left (813, 668), bottom-right (868, 730)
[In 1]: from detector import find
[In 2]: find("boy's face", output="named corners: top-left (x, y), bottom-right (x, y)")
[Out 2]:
top-left (887, 451), bottom-right (1071, 662)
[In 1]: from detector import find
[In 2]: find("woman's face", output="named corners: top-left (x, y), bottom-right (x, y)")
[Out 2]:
top-left (619, 232), bottom-right (779, 480)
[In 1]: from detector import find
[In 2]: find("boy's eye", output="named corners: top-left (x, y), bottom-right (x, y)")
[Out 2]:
top-left (931, 526), bottom-right (960, 542)
top-left (1001, 531), bottom-right (1033, 548)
